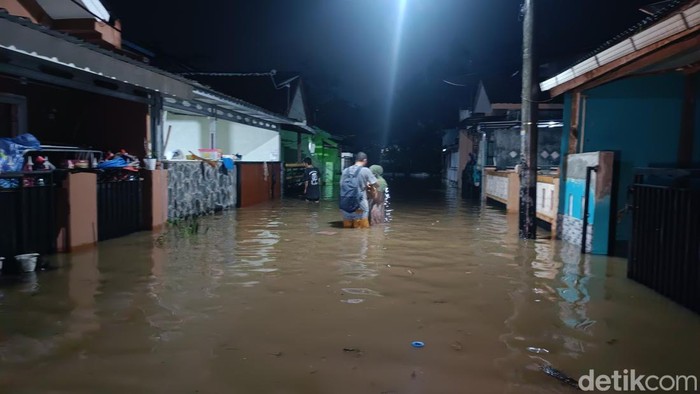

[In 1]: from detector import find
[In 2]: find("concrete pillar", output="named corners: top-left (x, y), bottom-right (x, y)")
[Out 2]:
top-left (57, 172), bottom-right (98, 252)
top-left (143, 169), bottom-right (168, 231)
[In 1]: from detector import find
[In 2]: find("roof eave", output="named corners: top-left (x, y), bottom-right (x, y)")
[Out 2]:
top-left (541, 2), bottom-right (700, 96)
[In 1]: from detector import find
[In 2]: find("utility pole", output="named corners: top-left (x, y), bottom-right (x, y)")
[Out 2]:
top-left (519, 0), bottom-right (538, 239)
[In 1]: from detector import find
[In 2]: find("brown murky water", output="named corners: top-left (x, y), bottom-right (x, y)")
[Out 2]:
top-left (1, 179), bottom-right (699, 394)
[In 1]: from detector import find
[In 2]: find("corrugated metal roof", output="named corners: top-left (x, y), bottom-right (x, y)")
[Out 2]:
top-left (184, 73), bottom-right (292, 116)
top-left (0, 9), bottom-right (201, 88)
top-left (566, 0), bottom-right (690, 73)
top-left (541, 1), bottom-right (700, 93)
top-left (0, 8), bottom-right (310, 128)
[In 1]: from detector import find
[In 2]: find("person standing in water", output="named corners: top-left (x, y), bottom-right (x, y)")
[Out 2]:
top-left (369, 164), bottom-right (389, 225)
top-left (339, 152), bottom-right (378, 228)
top-left (303, 157), bottom-right (320, 203)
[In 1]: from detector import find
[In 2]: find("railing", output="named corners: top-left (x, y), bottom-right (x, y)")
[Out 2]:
top-left (628, 169), bottom-right (700, 313)
top-left (0, 171), bottom-right (56, 258)
top-left (97, 169), bottom-right (143, 241)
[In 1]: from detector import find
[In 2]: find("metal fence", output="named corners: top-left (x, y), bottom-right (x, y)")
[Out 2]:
top-left (97, 170), bottom-right (143, 241)
top-left (0, 171), bottom-right (56, 258)
top-left (628, 170), bottom-right (700, 313)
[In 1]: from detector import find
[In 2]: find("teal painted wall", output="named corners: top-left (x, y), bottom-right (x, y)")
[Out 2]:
top-left (693, 74), bottom-right (700, 166)
top-left (579, 73), bottom-right (686, 241)
top-left (559, 94), bottom-right (573, 215)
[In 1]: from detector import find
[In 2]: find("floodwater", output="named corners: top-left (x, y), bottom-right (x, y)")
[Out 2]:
top-left (1, 178), bottom-right (699, 394)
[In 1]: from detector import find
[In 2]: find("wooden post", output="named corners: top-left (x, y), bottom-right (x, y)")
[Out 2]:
top-left (569, 91), bottom-right (581, 154)
top-left (296, 132), bottom-right (302, 163)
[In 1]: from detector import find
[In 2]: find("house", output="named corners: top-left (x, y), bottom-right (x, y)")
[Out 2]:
top-left (181, 71), bottom-right (315, 160)
top-left (0, 0), bottom-right (316, 261)
top-left (444, 77), bottom-right (564, 220)
top-left (540, 0), bottom-right (700, 311)
top-left (444, 77), bottom-right (564, 187)
top-left (183, 72), bottom-right (342, 197)
top-left (0, 0), bottom-right (183, 255)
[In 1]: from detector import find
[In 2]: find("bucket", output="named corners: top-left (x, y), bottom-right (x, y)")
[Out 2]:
top-left (144, 158), bottom-right (157, 170)
top-left (15, 253), bottom-right (39, 273)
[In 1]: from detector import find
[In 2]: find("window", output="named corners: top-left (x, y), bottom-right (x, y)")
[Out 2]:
top-left (0, 94), bottom-right (27, 138)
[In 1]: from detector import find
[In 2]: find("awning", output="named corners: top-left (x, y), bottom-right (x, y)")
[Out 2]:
top-left (0, 10), bottom-right (315, 132)
top-left (0, 10), bottom-right (193, 98)
top-left (192, 89), bottom-right (315, 133)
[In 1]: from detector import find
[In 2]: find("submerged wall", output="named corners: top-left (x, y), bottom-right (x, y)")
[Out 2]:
top-left (559, 151), bottom-right (614, 255)
top-left (559, 73), bottom-right (694, 244)
top-left (236, 162), bottom-right (281, 208)
top-left (163, 160), bottom-right (237, 219)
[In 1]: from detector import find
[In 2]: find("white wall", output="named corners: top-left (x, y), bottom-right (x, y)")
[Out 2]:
top-left (447, 151), bottom-right (459, 184)
top-left (219, 121), bottom-right (280, 162)
top-left (164, 113), bottom-right (208, 155)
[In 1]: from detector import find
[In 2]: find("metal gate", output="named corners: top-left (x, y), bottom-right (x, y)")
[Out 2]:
top-left (97, 170), bottom-right (143, 241)
top-left (0, 171), bottom-right (56, 258)
top-left (628, 170), bottom-right (700, 313)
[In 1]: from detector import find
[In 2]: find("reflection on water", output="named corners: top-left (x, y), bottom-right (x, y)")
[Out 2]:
top-left (0, 178), bottom-right (699, 393)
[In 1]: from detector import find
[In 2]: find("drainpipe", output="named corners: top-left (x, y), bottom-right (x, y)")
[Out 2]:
top-left (579, 95), bottom-right (588, 153)
top-left (208, 117), bottom-right (217, 149)
top-left (679, 74), bottom-right (695, 168)
top-left (297, 132), bottom-right (302, 162)
top-left (149, 94), bottom-right (164, 159)
top-left (581, 165), bottom-right (598, 253)
top-left (479, 125), bottom-right (487, 202)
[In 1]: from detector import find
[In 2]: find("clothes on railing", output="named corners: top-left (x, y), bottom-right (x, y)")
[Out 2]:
top-left (0, 133), bottom-right (41, 173)
top-left (96, 155), bottom-right (139, 170)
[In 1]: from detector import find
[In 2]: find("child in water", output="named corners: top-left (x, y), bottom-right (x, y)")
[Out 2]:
top-left (369, 165), bottom-right (389, 224)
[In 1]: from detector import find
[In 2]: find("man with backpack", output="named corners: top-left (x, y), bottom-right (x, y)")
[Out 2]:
top-left (339, 152), bottom-right (378, 228)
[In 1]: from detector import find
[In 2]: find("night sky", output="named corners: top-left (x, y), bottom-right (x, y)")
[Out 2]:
top-left (104, 0), bottom-right (661, 155)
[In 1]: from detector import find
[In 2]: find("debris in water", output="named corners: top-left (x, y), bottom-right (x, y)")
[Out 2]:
top-left (540, 365), bottom-right (581, 390)
top-left (575, 319), bottom-right (597, 330)
top-left (411, 341), bottom-right (425, 348)
top-left (341, 299), bottom-right (364, 304)
top-left (341, 288), bottom-right (382, 296)
top-left (343, 347), bottom-right (363, 357)
top-left (411, 370), bottom-right (417, 379)
top-left (451, 341), bottom-right (463, 351)
top-left (526, 347), bottom-right (550, 354)
top-left (606, 339), bottom-right (618, 345)
top-left (407, 269), bottom-right (414, 275)
top-left (268, 352), bottom-right (283, 358)
top-left (317, 231), bottom-right (337, 236)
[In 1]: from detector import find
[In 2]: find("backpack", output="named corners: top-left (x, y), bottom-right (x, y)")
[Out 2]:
top-left (339, 166), bottom-right (363, 213)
